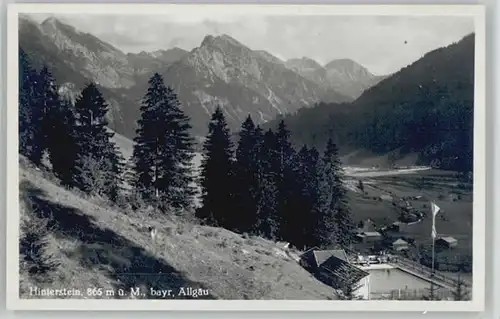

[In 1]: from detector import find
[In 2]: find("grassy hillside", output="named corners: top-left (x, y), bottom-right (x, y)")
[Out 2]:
top-left (19, 157), bottom-right (337, 300)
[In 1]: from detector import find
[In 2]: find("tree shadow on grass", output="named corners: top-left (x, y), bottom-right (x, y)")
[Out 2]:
top-left (20, 180), bottom-right (214, 299)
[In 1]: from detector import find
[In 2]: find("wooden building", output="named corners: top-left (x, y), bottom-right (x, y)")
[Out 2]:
top-left (299, 247), bottom-right (370, 299)
top-left (356, 231), bottom-right (382, 243)
top-left (436, 236), bottom-right (458, 248)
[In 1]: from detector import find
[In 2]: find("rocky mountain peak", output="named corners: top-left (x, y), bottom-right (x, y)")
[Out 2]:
top-left (41, 16), bottom-right (61, 27)
top-left (325, 58), bottom-right (373, 78)
top-left (200, 34), bottom-right (245, 50)
top-left (37, 16), bottom-right (135, 89)
top-left (255, 50), bottom-right (283, 65)
top-left (19, 16), bottom-right (362, 139)
top-left (149, 47), bottom-right (189, 64)
top-left (299, 57), bottom-right (323, 69)
top-left (285, 57), bottom-right (323, 73)
top-left (41, 16), bottom-right (80, 37)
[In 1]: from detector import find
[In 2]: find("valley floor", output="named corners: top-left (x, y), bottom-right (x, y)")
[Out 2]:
top-left (346, 168), bottom-right (473, 276)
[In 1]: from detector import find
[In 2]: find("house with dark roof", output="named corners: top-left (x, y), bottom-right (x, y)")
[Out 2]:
top-left (353, 219), bottom-right (383, 244)
top-left (436, 236), bottom-right (458, 248)
top-left (299, 247), bottom-right (370, 299)
top-left (356, 231), bottom-right (382, 243)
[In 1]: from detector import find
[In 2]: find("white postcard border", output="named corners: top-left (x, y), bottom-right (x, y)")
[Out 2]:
top-left (6, 3), bottom-right (486, 312)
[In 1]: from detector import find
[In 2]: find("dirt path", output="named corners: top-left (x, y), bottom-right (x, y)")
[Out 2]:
top-left (345, 167), bottom-right (431, 178)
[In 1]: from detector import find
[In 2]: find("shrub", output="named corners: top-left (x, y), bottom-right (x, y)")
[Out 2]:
top-left (19, 204), bottom-right (60, 277)
top-left (73, 154), bottom-right (111, 196)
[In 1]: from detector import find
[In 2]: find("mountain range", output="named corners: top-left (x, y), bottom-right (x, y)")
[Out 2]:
top-left (18, 15), bottom-right (385, 140)
top-left (285, 57), bottom-right (387, 100)
top-left (266, 33), bottom-right (475, 171)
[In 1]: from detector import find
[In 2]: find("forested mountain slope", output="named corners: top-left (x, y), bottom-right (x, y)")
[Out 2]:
top-left (267, 34), bottom-right (475, 172)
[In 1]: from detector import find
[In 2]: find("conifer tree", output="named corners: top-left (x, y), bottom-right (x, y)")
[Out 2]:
top-left (36, 67), bottom-right (58, 142)
top-left (19, 48), bottom-right (41, 162)
top-left (253, 129), bottom-right (280, 239)
top-left (317, 138), bottom-right (354, 249)
top-left (72, 82), bottom-right (122, 198)
top-left (290, 145), bottom-right (311, 248)
top-left (234, 115), bottom-right (260, 233)
top-left (296, 146), bottom-right (323, 248)
top-left (197, 106), bottom-right (235, 228)
top-left (103, 142), bottom-right (126, 202)
top-left (132, 73), bottom-right (195, 210)
top-left (45, 96), bottom-right (78, 186)
top-left (30, 66), bottom-right (63, 166)
top-left (274, 120), bottom-right (299, 242)
top-left (19, 60), bottom-right (79, 186)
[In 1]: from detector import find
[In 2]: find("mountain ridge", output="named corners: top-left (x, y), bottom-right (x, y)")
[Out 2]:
top-left (266, 33), bottom-right (475, 171)
top-left (19, 16), bottom-right (383, 139)
top-left (284, 56), bottom-right (387, 99)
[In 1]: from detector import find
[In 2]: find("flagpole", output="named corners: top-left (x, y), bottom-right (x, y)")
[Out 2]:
top-left (430, 201), bottom-right (436, 278)
top-left (431, 233), bottom-right (435, 278)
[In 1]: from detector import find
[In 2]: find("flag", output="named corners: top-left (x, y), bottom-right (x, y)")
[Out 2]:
top-left (431, 201), bottom-right (440, 239)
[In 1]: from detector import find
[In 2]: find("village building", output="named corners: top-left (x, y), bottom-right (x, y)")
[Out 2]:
top-left (436, 236), bottom-right (458, 248)
top-left (392, 238), bottom-right (409, 251)
top-left (299, 248), bottom-right (370, 299)
top-left (356, 231), bottom-right (382, 243)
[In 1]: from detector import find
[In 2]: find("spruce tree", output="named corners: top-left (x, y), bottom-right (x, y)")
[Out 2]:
top-left (197, 106), bottom-right (235, 228)
top-left (20, 61), bottom-right (79, 186)
top-left (297, 146), bottom-right (323, 249)
top-left (234, 115), bottom-right (260, 233)
top-left (253, 129), bottom-right (280, 239)
top-left (18, 48), bottom-right (41, 162)
top-left (291, 145), bottom-right (311, 248)
top-left (72, 82), bottom-right (122, 198)
top-left (103, 142), bottom-right (126, 202)
top-left (274, 120), bottom-right (299, 242)
top-left (317, 138), bottom-right (354, 249)
top-left (45, 96), bottom-right (78, 186)
top-left (132, 73), bottom-right (195, 211)
top-left (31, 66), bottom-right (62, 166)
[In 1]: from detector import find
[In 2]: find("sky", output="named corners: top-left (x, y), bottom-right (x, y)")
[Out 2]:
top-left (27, 13), bottom-right (474, 75)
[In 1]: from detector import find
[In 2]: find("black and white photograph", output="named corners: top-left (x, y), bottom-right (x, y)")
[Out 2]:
top-left (6, 3), bottom-right (486, 311)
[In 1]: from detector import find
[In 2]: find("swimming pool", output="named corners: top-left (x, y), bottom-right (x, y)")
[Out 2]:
top-left (368, 268), bottom-right (435, 295)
